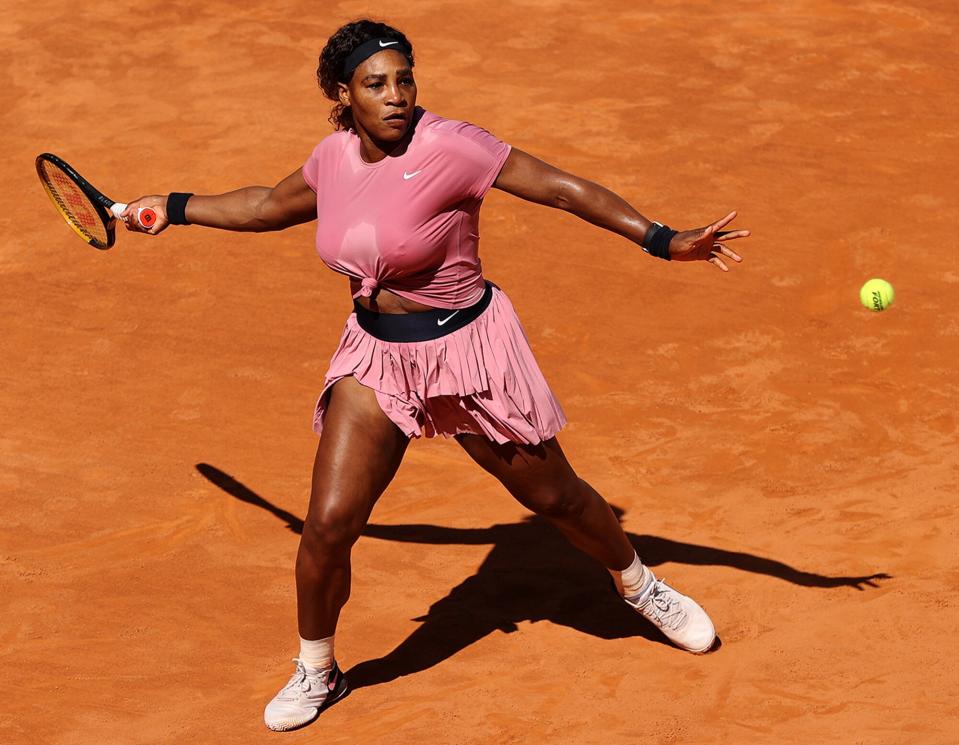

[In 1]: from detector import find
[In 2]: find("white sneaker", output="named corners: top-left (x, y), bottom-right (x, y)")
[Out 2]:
top-left (624, 569), bottom-right (716, 653)
top-left (263, 658), bottom-right (348, 732)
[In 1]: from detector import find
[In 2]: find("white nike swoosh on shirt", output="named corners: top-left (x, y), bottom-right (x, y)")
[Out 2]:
top-left (437, 311), bottom-right (459, 326)
top-left (379, 40), bottom-right (399, 47)
top-left (403, 170), bottom-right (423, 180)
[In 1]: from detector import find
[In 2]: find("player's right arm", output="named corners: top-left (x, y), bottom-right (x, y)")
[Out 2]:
top-left (120, 167), bottom-right (316, 235)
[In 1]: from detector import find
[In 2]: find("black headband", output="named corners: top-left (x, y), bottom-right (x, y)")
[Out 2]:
top-left (340, 37), bottom-right (413, 82)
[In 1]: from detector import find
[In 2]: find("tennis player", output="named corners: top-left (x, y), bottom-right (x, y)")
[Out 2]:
top-left (122, 19), bottom-right (749, 732)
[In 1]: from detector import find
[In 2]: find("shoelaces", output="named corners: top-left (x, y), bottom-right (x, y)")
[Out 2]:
top-left (277, 658), bottom-right (323, 701)
top-left (636, 579), bottom-right (688, 631)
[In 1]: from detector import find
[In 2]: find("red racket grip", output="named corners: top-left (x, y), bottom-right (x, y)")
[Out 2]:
top-left (110, 203), bottom-right (156, 229)
top-left (138, 208), bottom-right (157, 228)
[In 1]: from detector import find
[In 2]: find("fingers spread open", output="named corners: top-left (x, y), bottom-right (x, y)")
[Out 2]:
top-left (716, 243), bottom-right (742, 262)
top-left (708, 255), bottom-right (730, 272)
top-left (716, 229), bottom-right (750, 241)
top-left (710, 210), bottom-right (737, 233)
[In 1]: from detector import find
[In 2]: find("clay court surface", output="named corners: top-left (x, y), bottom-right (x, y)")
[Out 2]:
top-left (3, 1), bottom-right (958, 742)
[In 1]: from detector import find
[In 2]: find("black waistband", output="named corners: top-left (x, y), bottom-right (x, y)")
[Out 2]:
top-left (353, 281), bottom-right (495, 342)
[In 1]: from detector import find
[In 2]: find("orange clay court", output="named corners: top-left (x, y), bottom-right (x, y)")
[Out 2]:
top-left (3, 1), bottom-right (958, 743)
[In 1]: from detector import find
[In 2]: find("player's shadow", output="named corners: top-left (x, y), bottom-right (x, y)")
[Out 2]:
top-left (195, 462), bottom-right (891, 690)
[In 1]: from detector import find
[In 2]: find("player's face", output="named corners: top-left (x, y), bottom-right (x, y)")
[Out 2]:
top-left (341, 50), bottom-right (417, 143)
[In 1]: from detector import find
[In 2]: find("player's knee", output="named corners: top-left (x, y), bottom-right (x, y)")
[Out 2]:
top-left (521, 478), bottom-right (586, 521)
top-left (301, 499), bottom-right (365, 555)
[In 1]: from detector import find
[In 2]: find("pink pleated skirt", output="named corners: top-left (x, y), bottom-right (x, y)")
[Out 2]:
top-left (313, 284), bottom-right (567, 445)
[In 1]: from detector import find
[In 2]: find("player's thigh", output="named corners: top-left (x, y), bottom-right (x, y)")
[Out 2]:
top-left (455, 434), bottom-right (580, 511)
top-left (306, 376), bottom-right (409, 540)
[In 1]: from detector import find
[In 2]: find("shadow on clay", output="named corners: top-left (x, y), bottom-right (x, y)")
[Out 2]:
top-left (196, 462), bottom-right (890, 690)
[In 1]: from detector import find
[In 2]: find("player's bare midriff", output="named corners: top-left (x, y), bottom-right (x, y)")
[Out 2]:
top-left (351, 282), bottom-right (445, 314)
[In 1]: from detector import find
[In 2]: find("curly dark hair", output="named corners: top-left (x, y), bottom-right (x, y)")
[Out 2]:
top-left (317, 20), bottom-right (415, 131)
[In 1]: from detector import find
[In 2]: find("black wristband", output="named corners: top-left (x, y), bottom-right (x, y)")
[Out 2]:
top-left (166, 192), bottom-right (194, 225)
top-left (642, 222), bottom-right (675, 261)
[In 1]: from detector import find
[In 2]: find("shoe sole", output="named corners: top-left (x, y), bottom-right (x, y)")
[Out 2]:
top-left (265, 676), bottom-right (351, 733)
top-left (685, 636), bottom-right (719, 655)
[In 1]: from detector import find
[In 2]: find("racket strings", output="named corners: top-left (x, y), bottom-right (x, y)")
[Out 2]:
top-left (39, 162), bottom-right (109, 246)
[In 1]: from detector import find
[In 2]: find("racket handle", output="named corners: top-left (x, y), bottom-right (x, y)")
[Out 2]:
top-left (110, 202), bottom-right (157, 229)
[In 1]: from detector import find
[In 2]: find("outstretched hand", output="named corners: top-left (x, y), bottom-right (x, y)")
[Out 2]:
top-left (669, 211), bottom-right (750, 271)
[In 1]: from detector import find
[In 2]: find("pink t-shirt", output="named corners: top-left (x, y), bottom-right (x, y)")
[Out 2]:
top-left (301, 108), bottom-right (511, 309)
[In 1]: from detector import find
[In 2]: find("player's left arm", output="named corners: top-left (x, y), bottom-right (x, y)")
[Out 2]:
top-left (492, 148), bottom-right (749, 271)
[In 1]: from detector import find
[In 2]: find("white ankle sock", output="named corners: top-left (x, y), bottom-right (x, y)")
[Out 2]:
top-left (618, 552), bottom-right (651, 598)
top-left (298, 635), bottom-right (334, 670)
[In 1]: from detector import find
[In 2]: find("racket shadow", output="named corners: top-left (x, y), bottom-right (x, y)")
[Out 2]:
top-left (195, 463), bottom-right (891, 690)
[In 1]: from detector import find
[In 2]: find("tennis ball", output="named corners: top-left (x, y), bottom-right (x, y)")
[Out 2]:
top-left (860, 278), bottom-right (895, 312)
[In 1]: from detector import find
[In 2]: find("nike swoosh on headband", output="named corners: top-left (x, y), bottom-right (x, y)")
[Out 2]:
top-left (341, 38), bottom-right (412, 82)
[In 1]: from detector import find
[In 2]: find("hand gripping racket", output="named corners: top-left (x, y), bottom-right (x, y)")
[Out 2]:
top-left (35, 153), bottom-right (156, 250)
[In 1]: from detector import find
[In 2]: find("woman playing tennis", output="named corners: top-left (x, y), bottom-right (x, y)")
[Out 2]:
top-left (123, 19), bottom-right (749, 732)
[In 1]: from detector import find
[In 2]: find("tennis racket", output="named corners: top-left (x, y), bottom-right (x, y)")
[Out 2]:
top-left (35, 153), bottom-right (156, 250)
